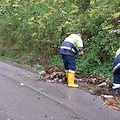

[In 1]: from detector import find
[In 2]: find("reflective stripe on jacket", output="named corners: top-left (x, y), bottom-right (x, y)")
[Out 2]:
top-left (60, 34), bottom-right (83, 56)
top-left (115, 48), bottom-right (120, 58)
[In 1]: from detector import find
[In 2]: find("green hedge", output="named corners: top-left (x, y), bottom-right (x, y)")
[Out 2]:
top-left (0, 0), bottom-right (120, 80)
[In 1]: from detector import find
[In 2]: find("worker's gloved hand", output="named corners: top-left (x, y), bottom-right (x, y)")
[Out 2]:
top-left (79, 51), bottom-right (84, 56)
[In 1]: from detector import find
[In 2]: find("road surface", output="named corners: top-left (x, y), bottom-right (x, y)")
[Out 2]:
top-left (0, 59), bottom-right (120, 120)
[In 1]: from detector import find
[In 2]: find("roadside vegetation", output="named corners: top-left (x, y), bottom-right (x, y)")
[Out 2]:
top-left (0, 0), bottom-right (120, 81)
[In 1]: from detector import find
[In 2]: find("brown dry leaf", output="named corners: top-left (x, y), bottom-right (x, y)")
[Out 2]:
top-left (50, 72), bottom-right (64, 79)
top-left (25, 75), bottom-right (31, 78)
top-left (104, 99), bottom-right (110, 106)
top-left (50, 72), bottom-right (57, 79)
top-left (112, 106), bottom-right (119, 110)
top-left (90, 78), bottom-right (97, 84)
top-left (44, 75), bottom-right (50, 79)
top-left (88, 89), bottom-right (94, 94)
top-left (108, 98), bottom-right (119, 105)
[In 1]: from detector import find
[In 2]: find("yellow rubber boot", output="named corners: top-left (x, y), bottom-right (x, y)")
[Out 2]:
top-left (68, 73), bottom-right (79, 88)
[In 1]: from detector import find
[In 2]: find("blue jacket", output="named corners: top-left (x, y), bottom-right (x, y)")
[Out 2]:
top-left (113, 53), bottom-right (120, 74)
top-left (60, 34), bottom-right (83, 56)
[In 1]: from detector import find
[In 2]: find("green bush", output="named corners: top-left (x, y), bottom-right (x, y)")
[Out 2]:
top-left (0, 0), bottom-right (120, 81)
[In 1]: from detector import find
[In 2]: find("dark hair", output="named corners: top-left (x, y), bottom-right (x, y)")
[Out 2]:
top-left (77, 31), bottom-right (83, 36)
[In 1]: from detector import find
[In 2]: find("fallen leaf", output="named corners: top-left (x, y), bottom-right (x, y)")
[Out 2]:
top-left (25, 75), bottom-right (31, 78)
top-left (112, 106), bottom-right (119, 110)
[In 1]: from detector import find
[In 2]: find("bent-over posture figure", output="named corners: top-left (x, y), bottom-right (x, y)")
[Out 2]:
top-left (60, 32), bottom-right (84, 87)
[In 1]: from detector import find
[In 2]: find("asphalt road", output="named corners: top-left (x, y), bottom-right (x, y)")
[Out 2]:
top-left (0, 59), bottom-right (120, 120)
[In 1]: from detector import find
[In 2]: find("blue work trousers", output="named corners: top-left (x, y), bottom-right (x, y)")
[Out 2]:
top-left (62, 54), bottom-right (76, 73)
top-left (114, 68), bottom-right (120, 84)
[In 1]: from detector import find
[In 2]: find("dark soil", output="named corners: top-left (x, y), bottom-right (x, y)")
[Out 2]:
top-left (37, 66), bottom-right (120, 111)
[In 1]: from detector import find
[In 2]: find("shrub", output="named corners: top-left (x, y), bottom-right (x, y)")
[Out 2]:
top-left (0, 0), bottom-right (120, 81)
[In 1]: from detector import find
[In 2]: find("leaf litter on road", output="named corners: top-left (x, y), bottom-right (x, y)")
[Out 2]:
top-left (36, 66), bottom-right (120, 111)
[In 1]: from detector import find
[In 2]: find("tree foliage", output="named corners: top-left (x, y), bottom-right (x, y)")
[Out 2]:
top-left (0, 0), bottom-right (120, 78)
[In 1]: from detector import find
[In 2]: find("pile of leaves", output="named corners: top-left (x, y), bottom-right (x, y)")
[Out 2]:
top-left (37, 66), bottom-right (67, 84)
top-left (101, 95), bottom-right (120, 111)
top-left (37, 66), bottom-right (120, 111)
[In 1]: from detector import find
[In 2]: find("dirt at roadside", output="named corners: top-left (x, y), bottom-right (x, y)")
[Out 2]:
top-left (37, 66), bottom-right (120, 111)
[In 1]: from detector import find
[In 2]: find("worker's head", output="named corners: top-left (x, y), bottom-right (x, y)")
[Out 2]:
top-left (77, 32), bottom-right (83, 38)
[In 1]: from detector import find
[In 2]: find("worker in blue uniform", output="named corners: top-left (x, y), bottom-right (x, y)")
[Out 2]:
top-left (60, 32), bottom-right (84, 87)
top-left (112, 48), bottom-right (120, 95)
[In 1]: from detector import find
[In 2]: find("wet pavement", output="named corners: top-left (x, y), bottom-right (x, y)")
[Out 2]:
top-left (0, 59), bottom-right (120, 120)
